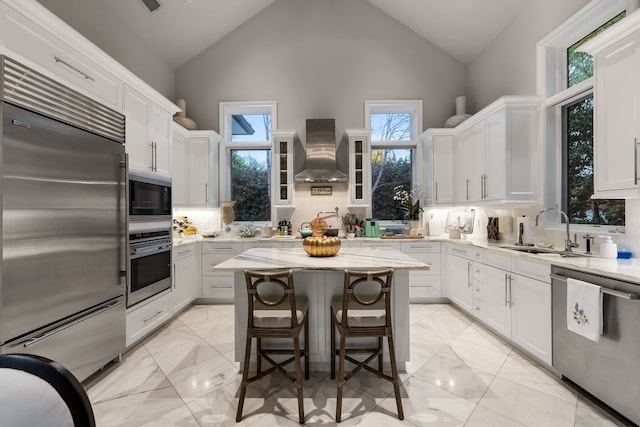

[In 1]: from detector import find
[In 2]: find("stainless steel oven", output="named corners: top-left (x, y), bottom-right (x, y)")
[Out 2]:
top-left (129, 172), bottom-right (171, 221)
top-left (127, 224), bottom-right (172, 307)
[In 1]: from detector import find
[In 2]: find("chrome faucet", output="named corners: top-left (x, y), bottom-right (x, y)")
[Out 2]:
top-left (535, 208), bottom-right (579, 252)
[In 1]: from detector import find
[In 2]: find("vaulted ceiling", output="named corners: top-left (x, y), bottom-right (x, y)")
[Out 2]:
top-left (102, 0), bottom-right (527, 68)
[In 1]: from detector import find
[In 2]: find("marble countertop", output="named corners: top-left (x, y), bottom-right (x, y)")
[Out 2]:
top-left (450, 238), bottom-right (640, 284)
top-left (175, 234), bottom-right (640, 283)
top-left (212, 247), bottom-right (430, 271)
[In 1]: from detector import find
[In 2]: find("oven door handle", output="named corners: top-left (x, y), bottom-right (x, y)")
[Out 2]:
top-left (131, 244), bottom-right (172, 257)
top-left (550, 273), bottom-right (640, 300)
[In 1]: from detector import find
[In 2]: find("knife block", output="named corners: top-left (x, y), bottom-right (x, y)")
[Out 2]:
top-left (487, 217), bottom-right (499, 241)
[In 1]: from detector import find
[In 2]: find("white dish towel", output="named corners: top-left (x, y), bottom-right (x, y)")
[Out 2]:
top-left (567, 278), bottom-right (603, 342)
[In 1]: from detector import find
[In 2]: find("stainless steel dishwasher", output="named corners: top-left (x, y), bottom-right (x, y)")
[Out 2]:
top-left (551, 266), bottom-right (640, 426)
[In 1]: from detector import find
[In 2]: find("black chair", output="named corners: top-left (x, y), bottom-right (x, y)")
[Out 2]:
top-left (237, 269), bottom-right (309, 424)
top-left (330, 268), bottom-right (404, 422)
top-left (0, 353), bottom-right (95, 427)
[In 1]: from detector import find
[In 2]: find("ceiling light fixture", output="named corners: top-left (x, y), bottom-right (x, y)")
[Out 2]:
top-left (140, 0), bottom-right (161, 13)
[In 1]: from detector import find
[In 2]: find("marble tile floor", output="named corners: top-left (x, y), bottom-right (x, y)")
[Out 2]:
top-left (85, 304), bottom-right (627, 426)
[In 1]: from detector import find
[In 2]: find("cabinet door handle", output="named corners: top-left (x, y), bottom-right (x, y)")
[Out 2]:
top-left (435, 181), bottom-right (438, 203)
top-left (466, 179), bottom-right (470, 201)
top-left (480, 175), bottom-right (484, 200)
top-left (504, 274), bottom-right (509, 306)
top-left (153, 142), bottom-right (158, 171)
top-left (205, 183), bottom-right (208, 203)
top-left (508, 275), bottom-right (514, 307)
top-left (635, 138), bottom-right (639, 185)
top-left (149, 142), bottom-right (156, 171)
top-left (54, 56), bottom-right (95, 81)
top-left (143, 310), bottom-right (164, 323)
top-left (172, 264), bottom-right (176, 290)
top-left (467, 262), bottom-right (472, 287)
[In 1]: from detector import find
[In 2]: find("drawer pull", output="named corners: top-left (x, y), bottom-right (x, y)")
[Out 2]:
top-left (143, 310), bottom-right (164, 323)
top-left (54, 56), bottom-right (95, 81)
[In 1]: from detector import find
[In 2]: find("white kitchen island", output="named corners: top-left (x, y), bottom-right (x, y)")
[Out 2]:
top-left (213, 246), bottom-right (429, 371)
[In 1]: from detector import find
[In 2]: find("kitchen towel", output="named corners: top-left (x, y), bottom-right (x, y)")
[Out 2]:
top-left (567, 278), bottom-right (603, 342)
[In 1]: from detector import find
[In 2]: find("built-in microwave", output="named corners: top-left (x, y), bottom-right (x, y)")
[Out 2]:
top-left (128, 172), bottom-right (171, 221)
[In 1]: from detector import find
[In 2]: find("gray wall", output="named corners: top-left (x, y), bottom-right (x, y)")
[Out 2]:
top-left (466, 0), bottom-right (590, 112)
top-left (175, 0), bottom-right (466, 134)
top-left (36, 0), bottom-right (175, 98)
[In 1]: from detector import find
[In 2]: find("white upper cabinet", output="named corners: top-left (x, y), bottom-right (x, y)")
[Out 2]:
top-left (172, 123), bottom-right (220, 207)
top-left (0, 1), bottom-right (123, 112)
top-left (125, 84), bottom-right (172, 178)
top-left (346, 129), bottom-right (372, 207)
top-left (270, 130), bottom-right (296, 206)
top-left (423, 129), bottom-right (455, 205)
top-left (431, 96), bottom-right (540, 206)
top-left (581, 17), bottom-right (640, 198)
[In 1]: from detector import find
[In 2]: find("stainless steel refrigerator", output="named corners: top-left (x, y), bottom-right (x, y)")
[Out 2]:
top-left (0, 56), bottom-right (127, 382)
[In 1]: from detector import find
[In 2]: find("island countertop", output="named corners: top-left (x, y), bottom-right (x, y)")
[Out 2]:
top-left (212, 247), bottom-right (430, 271)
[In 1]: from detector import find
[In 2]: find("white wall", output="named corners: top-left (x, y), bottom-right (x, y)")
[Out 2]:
top-left (36, 0), bottom-right (175, 98)
top-left (175, 0), bottom-right (466, 133)
top-left (466, 0), bottom-right (589, 112)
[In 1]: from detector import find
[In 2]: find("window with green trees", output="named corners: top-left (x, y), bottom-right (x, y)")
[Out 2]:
top-left (366, 102), bottom-right (422, 220)
top-left (230, 149), bottom-right (271, 221)
top-left (563, 11), bottom-right (625, 226)
top-left (564, 96), bottom-right (624, 225)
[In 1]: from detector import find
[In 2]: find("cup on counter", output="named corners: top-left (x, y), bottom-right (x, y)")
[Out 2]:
top-left (346, 232), bottom-right (355, 239)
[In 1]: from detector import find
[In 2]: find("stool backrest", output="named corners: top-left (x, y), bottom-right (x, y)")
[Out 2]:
top-left (0, 353), bottom-right (96, 427)
top-left (244, 269), bottom-right (298, 328)
top-left (341, 268), bottom-right (394, 327)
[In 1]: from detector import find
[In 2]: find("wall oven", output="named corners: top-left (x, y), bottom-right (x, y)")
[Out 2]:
top-left (127, 224), bottom-right (172, 307)
top-left (129, 172), bottom-right (171, 221)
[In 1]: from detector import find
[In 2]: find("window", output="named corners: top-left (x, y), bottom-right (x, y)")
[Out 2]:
top-left (365, 101), bottom-right (422, 220)
top-left (563, 96), bottom-right (624, 225)
top-left (219, 102), bottom-right (277, 222)
top-left (538, 2), bottom-right (626, 229)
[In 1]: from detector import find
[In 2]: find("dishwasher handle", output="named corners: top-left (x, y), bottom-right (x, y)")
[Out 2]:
top-left (550, 273), bottom-right (640, 300)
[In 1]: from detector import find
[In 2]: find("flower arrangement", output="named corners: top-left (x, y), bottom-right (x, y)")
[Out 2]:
top-left (393, 185), bottom-right (424, 221)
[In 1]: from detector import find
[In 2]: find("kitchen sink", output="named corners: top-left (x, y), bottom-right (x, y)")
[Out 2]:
top-left (499, 245), bottom-right (590, 258)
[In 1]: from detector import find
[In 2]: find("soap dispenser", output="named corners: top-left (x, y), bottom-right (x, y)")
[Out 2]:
top-left (600, 236), bottom-right (618, 259)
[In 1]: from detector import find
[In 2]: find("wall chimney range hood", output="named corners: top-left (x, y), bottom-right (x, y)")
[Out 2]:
top-left (294, 119), bottom-right (348, 183)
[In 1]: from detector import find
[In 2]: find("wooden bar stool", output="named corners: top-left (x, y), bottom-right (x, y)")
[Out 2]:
top-left (236, 269), bottom-right (309, 424)
top-left (330, 268), bottom-right (404, 422)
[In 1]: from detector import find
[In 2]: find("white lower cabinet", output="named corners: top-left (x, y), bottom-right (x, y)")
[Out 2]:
top-left (479, 253), bottom-right (552, 364)
top-left (402, 241), bottom-right (442, 301)
top-left (447, 244), bottom-right (474, 313)
top-left (125, 291), bottom-right (172, 348)
top-left (200, 242), bottom-right (242, 302)
top-left (172, 243), bottom-right (197, 314)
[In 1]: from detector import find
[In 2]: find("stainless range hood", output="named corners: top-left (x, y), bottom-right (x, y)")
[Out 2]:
top-left (294, 119), bottom-right (348, 183)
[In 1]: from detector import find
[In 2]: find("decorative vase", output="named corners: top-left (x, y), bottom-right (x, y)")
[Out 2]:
top-left (173, 98), bottom-right (198, 130)
top-left (221, 201), bottom-right (235, 233)
top-left (444, 95), bottom-right (472, 128)
top-left (409, 220), bottom-right (420, 236)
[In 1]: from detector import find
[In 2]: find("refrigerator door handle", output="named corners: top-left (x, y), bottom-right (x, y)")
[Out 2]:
top-left (20, 299), bottom-right (124, 348)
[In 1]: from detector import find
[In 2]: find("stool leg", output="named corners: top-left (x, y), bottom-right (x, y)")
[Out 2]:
top-left (330, 309), bottom-right (336, 380)
top-left (387, 334), bottom-right (404, 420)
top-left (336, 334), bottom-right (347, 423)
top-left (236, 333), bottom-right (253, 422)
top-left (304, 315), bottom-right (310, 380)
top-left (292, 335), bottom-right (305, 424)
top-left (378, 336), bottom-right (383, 373)
top-left (256, 337), bottom-right (262, 375)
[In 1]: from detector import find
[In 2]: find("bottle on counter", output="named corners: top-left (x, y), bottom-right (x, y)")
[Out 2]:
top-left (600, 235), bottom-right (618, 259)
